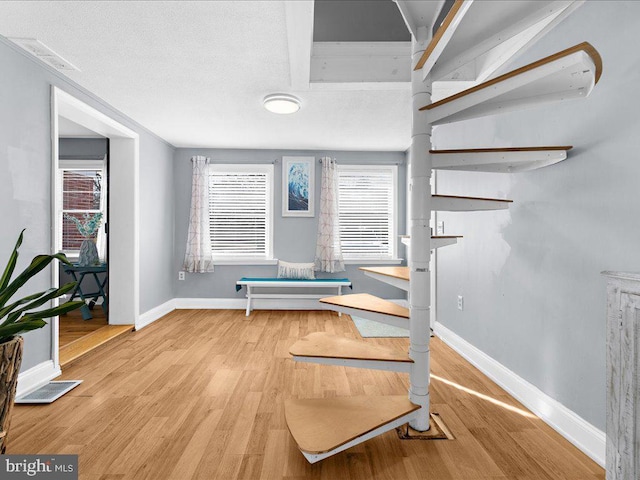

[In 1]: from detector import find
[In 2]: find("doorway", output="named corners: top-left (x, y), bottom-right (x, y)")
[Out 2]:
top-left (51, 87), bottom-right (139, 368)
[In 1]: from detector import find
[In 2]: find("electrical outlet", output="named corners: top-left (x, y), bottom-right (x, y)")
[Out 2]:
top-left (178, 271), bottom-right (185, 281)
top-left (437, 221), bottom-right (445, 235)
top-left (457, 295), bottom-right (464, 311)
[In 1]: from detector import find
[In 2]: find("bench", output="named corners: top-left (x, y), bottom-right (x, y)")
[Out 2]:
top-left (236, 277), bottom-right (352, 316)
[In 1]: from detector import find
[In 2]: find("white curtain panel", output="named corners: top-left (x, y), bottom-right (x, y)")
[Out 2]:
top-left (314, 157), bottom-right (345, 273)
top-left (183, 156), bottom-right (215, 273)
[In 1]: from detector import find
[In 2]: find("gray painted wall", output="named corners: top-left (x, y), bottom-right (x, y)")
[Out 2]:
top-left (0, 37), bottom-right (175, 371)
top-left (433, 0), bottom-right (640, 431)
top-left (59, 138), bottom-right (107, 159)
top-left (174, 149), bottom-right (407, 300)
top-left (313, 0), bottom-right (410, 42)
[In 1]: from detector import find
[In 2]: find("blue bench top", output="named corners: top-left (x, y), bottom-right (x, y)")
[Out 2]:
top-left (236, 277), bottom-right (351, 291)
top-left (238, 277), bottom-right (350, 283)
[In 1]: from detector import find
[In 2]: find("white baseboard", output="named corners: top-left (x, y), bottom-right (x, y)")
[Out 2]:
top-left (434, 322), bottom-right (605, 467)
top-left (136, 295), bottom-right (369, 329)
top-left (136, 299), bottom-right (176, 330)
top-left (174, 297), bottom-right (326, 311)
top-left (16, 360), bottom-right (62, 398)
top-left (173, 297), bottom-right (408, 312)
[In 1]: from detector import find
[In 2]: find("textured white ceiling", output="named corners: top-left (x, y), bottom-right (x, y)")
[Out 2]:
top-left (0, 1), bottom-right (412, 151)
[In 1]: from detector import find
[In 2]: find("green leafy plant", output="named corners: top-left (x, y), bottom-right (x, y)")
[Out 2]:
top-left (0, 230), bottom-right (85, 344)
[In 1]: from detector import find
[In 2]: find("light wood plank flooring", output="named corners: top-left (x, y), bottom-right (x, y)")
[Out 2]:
top-left (59, 309), bottom-right (109, 348)
top-left (59, 309), bottom-right (133, 367)
top-left (9, 309), bottom-right (604, 480)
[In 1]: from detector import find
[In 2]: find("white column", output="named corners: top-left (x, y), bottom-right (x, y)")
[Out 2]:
top-left (408, 25), bottom-right (433, 431)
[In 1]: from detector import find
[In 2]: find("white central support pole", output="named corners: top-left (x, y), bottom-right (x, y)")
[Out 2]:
top-left (409, 25), bottom-right (433, 431)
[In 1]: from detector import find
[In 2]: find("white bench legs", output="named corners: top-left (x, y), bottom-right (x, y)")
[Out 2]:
top-left (236, 279), bottom-right (352, 317)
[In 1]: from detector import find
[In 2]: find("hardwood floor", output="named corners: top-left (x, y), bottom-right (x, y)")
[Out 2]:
top-left (59, 309), bottom-right (108, 348)
top-left (10, 309), bottom-right (604, 479)
top-left (59, 309), bottom-right (133, 367)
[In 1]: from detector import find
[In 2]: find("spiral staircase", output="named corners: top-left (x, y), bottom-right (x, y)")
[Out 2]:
top-left (284, 0), bottom-right (602, 463)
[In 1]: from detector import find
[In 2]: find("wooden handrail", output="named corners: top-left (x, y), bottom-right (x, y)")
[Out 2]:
top-left (420, 42), bottom-right (602, 111)
top-left (414, 0), bottom-right (466, 71)
top-left (434, 194), bottom-right (513, 203)
top-left (430, 146), bottom-right (573, 154)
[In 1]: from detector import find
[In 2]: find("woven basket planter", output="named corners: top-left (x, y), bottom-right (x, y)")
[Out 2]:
top-left (0, 336), bottom-right (23, 454)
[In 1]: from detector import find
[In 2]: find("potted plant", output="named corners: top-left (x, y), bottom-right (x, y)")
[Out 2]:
top-left (0, 230), bottom-right (84, 453)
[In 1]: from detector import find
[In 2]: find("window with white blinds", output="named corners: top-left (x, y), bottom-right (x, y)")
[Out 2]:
top-left (208, 164), bottom-right (274, 259)
top-left (58, 159), bottom-right (107, 258)
top-left (337, 165), bottom-right (397, 260)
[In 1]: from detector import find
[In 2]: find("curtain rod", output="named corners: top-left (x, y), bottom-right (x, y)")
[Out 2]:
top-left (206, 158), bottom-right (404, 166)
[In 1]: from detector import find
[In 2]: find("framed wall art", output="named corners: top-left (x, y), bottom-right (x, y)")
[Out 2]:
top-left (282, 156), bottom-right (314, 217)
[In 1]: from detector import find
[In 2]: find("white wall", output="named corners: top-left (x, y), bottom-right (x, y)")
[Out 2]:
top-left (0, 36), bottom-right (175, 370)
top-left (433, 0), bottom-right (640, 431)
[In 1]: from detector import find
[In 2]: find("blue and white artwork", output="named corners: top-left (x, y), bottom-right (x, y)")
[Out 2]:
top-left (282, 157), bottom-right (314, 217)
top-left (288, 162), bottom-right (309, 211)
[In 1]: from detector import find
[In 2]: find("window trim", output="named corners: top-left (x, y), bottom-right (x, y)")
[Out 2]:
top-left (337, 164), bottom-right (399, 262)
top-left (208, 163), bottom-right (275, 262)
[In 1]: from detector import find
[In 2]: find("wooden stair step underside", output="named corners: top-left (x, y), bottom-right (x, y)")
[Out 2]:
top-left (290, 332), bottom-right (413, 372)
top-left (420, 42), bottom-right (602, 126)
top-left (431, 146), bottom-right (572, 173)
top-left (401, 235), bottom-right (462, 249)
top-left (360, 266), bottom-right (410, 291)
top-left (320, 293), bottom-right (409, 330)
top-left (414, 0), bottom-right (584, 83)
top-left (360, 266), bottom-right (409, 281)
top-left (432, 194), bottom-right (512, 212)
top-left (285, 395), bottom-right (421, 463)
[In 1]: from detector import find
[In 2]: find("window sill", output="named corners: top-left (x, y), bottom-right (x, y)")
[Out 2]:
top-left (344, 258), bottom-right (404, 265)
top-left (213, 259), bottom-right (278, 266)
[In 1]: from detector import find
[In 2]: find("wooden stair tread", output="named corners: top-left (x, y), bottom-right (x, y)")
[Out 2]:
top-left (430, 146), bottom-right (573, 173)
top-left (320, 293), bottom-right (409, 319)
top-left (285, 395), bottom-right (420, 454)
top-left (401, 235), bottom-right (463, 241)
top-left (414, 1), bottom-right (585, 82)
top-left (359, 266), bottom-right (409, 281)
top-left (419, 42), bottom-right (601, 125)
top-left (422, 42), bottom-right (602, 110)
top-left (290, 332), bottom-right (413, 363)
top-left (431, 146), bottom-right (572, 154)
top-left (401, 235), bottom-right (463, 249)
top-left (434, 194), bottom-right (512, 203)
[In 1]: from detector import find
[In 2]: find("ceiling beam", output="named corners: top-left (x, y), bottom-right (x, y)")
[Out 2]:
top-left (285, 0), bottom-right (314, 90)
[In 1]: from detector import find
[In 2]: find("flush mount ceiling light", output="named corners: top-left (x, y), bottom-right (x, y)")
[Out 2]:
top-left (263, 94), bottom-right (301, 114)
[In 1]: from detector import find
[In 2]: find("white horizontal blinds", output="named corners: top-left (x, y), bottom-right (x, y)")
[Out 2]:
top-left (338, 165), bottom-right (396, 260)
top-left (208, 165), bottom-right (272, 258)
top-left (60, 166), bottom-right (105, 252)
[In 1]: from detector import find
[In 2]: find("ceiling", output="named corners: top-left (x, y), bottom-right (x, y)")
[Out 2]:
top-left (0, 1), bottom-right (419, 151)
